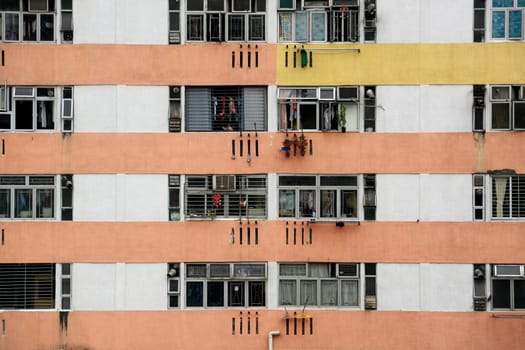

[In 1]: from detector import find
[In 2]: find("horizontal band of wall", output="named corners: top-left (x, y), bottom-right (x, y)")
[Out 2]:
top-left (2, 310), bottom-right (524, 350)
top-left (0, 132), bottom-right (523, 174)
top-left (0, 221), bottom-right (523, 263)
top-left (1, 43), bottom-right (524, 85)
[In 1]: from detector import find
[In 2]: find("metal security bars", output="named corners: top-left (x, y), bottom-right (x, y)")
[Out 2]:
top-left (185, 175), bottom-right (267, 219)
top-left (185, 87), bottom-right (266, 132)
top-left (0, 263), bottom-right (56, 309)
top-left (61, 263), bottom-right (71, 309)
top-left (491, 174), bottom-right (525, 219)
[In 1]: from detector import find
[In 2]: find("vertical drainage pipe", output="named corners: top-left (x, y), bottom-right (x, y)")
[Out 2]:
top-left (269, 330), bottom-right (280, 350)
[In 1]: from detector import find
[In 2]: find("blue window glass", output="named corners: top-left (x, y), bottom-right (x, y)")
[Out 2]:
top-left (493, 0), bottom-right (514, 7)
top-left (492, 11), bottom-right (506, 38)
top-left (295, 12), bottom-right (308, 41)
top-left (311, 12), bottom-right (325, 41)
top-left (509, 10), bottom-right (523, 37)
top-left (518, 0), bottom-right (525, 7)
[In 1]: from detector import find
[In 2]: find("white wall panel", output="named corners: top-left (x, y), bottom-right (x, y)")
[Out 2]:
top-left (72, 264), bottom-right (116, 310)
top-left (119, 174), bottom-right (168, 221)
top-left (122, 264), bottom-right (167, 310)
top-left (74, 0), bottom-right (116, 44)
top-left (377, 0), bottom-right (420, 43)
top-left (420, 264), bottom-right (473, 311)
top-left (377, 0), bottom-right (472, 43)
top-left (376, 175), bottom-right (419, 221)
top-left (420, 0), bottom-right (473, 43)
top-left (116, 0), bottom-right (167, 44)
top-left (376, 86), bottom-right (419, 132)
top-left (419, 175), bottom-right (472, 221)
top-left (117, 86), bottom-right (168, 132)
top-left (74, 175), bottom-right (117, 221)
top-left (419, 86), bottom-right (472, 132)
top-left (377, 264), bottom-right (420, 310)
top-left (75, 86), bottom-right (118, 132)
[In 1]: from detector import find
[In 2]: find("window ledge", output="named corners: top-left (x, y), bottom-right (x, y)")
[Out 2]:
top-left (492, 312), bottom-right (525, 318)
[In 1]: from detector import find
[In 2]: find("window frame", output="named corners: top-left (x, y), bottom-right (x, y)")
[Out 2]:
top-left (490, 174), bottom-right (525, 220)
top-left (491, 264), bottom-right (525, 310)
top-left (1, 0), bottom-right (56, 43)
top-left (0, 175), bottom-right (56, 220)
top-left (278, 262), bottom-right (360, 308)
top-left (489, 85), bottom-right (525, 130)
top-left (184, 262), bottom-right (267, 308)
top-left (490, 0), bottom-right (525, 40)
top-left (278, 174), bottom-right (359, 221)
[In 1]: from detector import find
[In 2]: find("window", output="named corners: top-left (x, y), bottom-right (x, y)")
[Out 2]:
top-left (186, 0), bottom-right (266, 42)
top-left (0, 87), bottom-right (58, 131)
top-left (492, 264), bottom-right (525, 310)
top-left (61, 86), bottom-right (73, 132)
top-left (60, 263), bottom-right (71, 310)
top-left (185, 86), bottom-right (266, 132)
top-left (0, 175), bottom-right (55, 220)
top-left (364, 263), bottom-right (376, 309)
top-left (473, 174), bottom-right (485, 221)
top-left (278, 1), bottom-right (359, 42)
top-left (278, 175), bottom-right (358, 220)
top-left (185, 263), bottom-right (266, 308)
top-left (169, 86), bottom-right (181, 132)
top-left (473, 85), bottom-right (486, 131)
top-left (0, 0), bottom-right (55, 42)
top-left (491, 0), bottom-right (525, 39)
top-left (167, 263), bottom-right (181, 308)
top-left (278, 87), bottom-right (359, 131)
top-left (168, 175), bottom-right (181, 221)
top-left (474, 0), bottom-right (486, 42)
top-left (0, 263), bottom-right (55, 309)
top-left (491, 174), bottom-right (525, 219)
top-left (185, 175), bottom-right (266, 219)
top-left (279, 263), bottom-right (359, 307)
top-left (169, 0), bottom-right (181, 44)
top-left (60, 0), bottom-right (73, 42)
top-left (490, 85), bottom-right (525, 130)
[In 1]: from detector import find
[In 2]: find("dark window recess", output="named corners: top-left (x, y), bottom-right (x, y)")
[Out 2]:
top-left (473, 85), bottom-right (485, 132)
top-left (363, 174), bottom-right (376, 221)
top-left (473, 0), bottom-right (485, 42)
top-left (364, 86), bottom-right (376, 132)
top-left (473, 264), bottom-right (486, 311)
top-left (364, 0), bottom-right (376, 42)
top-left (61, 175), bottom-right (73, 221)
top-left (0, 263), bottom-right (56, 309)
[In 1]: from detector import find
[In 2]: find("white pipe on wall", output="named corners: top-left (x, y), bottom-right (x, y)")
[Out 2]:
top-left (268, 330), bottom-right (281, 350)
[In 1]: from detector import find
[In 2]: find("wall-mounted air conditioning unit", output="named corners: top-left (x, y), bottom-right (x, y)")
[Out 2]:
top-left (337, 86), bottom-right (359, 101)
top-left (364, 295), bottom-right (377, 310)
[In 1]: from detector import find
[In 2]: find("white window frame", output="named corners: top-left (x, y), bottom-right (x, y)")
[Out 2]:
top-left (278, 262), bottom-right (360, 308)
top-left (490, 174), bottom-right (525, 220)
top-left (61, 86), bottom-right (73, 133)
top-left (491, 264), bottom-right (525, 310)
top-left (0, 175), bottom-right (56, 220)
top-left (489, 85), bottom-right (525, 130)
top-left (490, 0), bottom-right (525, 40)
top-left (167, 263), bottom-right (181, 309)
top-left (277, 174), bottom-right (360, 221)
top-left (0, 0), bottom-right (56, 43)
top-left (184, 262), bottom-right (267, 308)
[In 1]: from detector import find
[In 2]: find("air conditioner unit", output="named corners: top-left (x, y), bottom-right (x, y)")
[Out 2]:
top-left (278, 0), bottom-right (296, 10)
top-left (337, 86), bottom-right (359, 100)
top-left (319, 87), bottom-right (336, 100)
top-left (169, 31), bottom-right (181, 44)
top-left (338, 263), bottom-right (358, 278)
top-left (473, 296), bottom-right (487, 311)
top-left (494, 265), bottom-right (523, 277)
top-left (213, 175), bottom-right (236, 191)
top-left (364, 295), bottom-right (377, 310)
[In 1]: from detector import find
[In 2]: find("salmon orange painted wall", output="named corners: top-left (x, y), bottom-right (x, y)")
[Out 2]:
top-left (0, 221), bottom-right (523, 263)
top-left (2, 310), bottom-right (525, 350)
top-left (0, 132), bottom-right (524, 174)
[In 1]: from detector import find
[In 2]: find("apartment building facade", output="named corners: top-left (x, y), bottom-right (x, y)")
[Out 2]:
top-left (0, 0), bottom-right (525, 349)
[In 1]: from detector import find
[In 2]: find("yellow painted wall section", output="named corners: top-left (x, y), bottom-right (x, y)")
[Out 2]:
top-left (2, 311), bottom-right (525, 350)
top-left (277, 43), bottom-right (525, 85)
top-left (0, 132), bottom-right (524, 174)
top-left (0, 44), bottom-right (276, 86)
top-left (0, 222), bottom-right (524, 263)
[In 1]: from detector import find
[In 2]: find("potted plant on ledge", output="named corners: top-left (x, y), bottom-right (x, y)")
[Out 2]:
top-left (338, 104), bottom-right (347, 133)
top-left (281, 137), bottom-right (292, 157)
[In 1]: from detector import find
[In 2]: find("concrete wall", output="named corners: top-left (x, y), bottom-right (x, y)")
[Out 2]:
top-left (377, 263), bottom-right (473, 311)
top-left (74, 174), bottom-right (168, 221)
top-left (75, 86), bottom-right (168, 133)
top-left (75, 0), bottom-right (168, 44)
top-left (376, 86), bottom-right (472, 132)
top-left (72, 263), bottom-right (167, 310)
top-left (377, 0), bottom-right (473, 43)
top-left (377, 174), bottom-right (472, 222)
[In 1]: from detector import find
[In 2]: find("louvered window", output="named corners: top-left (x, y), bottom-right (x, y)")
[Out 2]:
top-left (185, 87), bottom-right (267, 132)
top-left (491, 175), bottom-right (525, 219)
top-left (0, 263), bottom-right (56, 309)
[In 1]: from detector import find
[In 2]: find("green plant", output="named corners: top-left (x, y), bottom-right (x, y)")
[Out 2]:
top-left (338, 104), bottom-right (347, 129)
